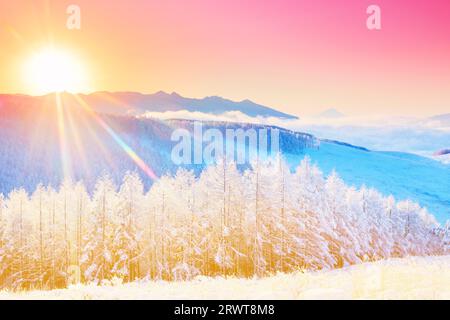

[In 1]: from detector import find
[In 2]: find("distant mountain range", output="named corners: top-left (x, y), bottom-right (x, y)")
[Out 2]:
top-left (434, 149), bottom-right (450, 156)
top-left (424, 113), bottom-right (450, 129)
top-left (0, 91), bottom-right (297, 119)
top-left (316, 108), bottom-right (345, 118)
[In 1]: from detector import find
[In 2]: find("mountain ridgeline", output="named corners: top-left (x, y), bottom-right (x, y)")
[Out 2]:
top-left (0, 91), bottom-right (297, 119)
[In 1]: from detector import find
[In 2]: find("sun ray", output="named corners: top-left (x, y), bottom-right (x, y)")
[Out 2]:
top-left (55, 92), bottom-right (73, 180)
top-left (73, 94), bottom-right (158, 180)
top-left (60, 94), bottom-right (91, 180)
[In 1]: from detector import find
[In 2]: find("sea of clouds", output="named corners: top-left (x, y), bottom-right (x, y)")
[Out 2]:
top-left (140, 110), bottom-right (450, 162)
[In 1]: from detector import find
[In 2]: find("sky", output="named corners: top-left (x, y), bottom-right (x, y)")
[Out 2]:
top-left (0, 0), bottom-right (449, 117)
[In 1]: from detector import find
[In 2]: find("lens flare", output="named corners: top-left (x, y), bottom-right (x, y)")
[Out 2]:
top-left (73, 94), bottom-right (158, 180)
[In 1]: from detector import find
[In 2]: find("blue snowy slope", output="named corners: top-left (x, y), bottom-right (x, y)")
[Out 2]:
top-left (284, 141), bottom-right (450, 223)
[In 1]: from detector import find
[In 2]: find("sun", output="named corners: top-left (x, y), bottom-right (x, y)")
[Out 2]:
top-left (23, 47), bottom-right (89, 95)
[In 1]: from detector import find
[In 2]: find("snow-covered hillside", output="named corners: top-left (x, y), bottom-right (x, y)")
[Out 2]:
top-left (0, 93), bottom-right (449, 223)
top-left (433, 150), bottom-right (450, 165)
top-left (297, 142), bottom-right (450, 223)
top-left (1, 255), bottom-right (449, 300)
top-left (0, 94), bottom-right (449, 297)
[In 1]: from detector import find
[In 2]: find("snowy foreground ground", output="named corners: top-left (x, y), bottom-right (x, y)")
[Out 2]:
top-left (1, 255), bottom-right (449, 300)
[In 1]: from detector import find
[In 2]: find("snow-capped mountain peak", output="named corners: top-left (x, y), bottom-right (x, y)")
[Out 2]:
top-left (316, 108), bottom-right (345, 118)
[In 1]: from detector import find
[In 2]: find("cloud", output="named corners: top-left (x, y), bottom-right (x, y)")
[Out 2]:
top-left (139, 110), bottom-right (450, 158)
top-left (140, 110), bottom-right (263, 123)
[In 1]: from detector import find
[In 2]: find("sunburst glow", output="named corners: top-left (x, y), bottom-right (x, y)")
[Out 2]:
top-left (23, 47), bottom-right (88, 95)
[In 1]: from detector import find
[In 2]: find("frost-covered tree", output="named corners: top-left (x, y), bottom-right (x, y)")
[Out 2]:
top-left (0, 157), bottom-right (447, 291)
top-left (81, 175), bottom-right (117, 284)
top-left (113, 172), bottom-right (144, 281)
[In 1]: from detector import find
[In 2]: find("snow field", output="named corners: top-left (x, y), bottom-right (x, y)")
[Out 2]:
top-left (1, 255), bottom-right (449, 300)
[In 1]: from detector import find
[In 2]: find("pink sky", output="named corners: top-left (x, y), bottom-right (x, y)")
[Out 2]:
top-left (1, 0), bottom-right (449, 116)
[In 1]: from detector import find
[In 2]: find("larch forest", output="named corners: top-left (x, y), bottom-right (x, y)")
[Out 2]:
top-left (0, 156), bottom-right (448, 291)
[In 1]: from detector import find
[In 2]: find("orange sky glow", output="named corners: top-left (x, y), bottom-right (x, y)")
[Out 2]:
top-left (0, 0), bottom-right (449, 117)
